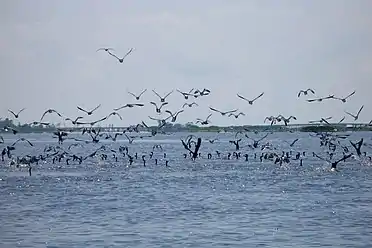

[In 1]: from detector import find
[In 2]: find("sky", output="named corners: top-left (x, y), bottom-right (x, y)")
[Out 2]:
top-left (1, 0), bottom-right (371, 127)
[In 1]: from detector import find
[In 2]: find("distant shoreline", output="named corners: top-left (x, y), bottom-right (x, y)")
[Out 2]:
top-left (1, 119), bottom-right (371, 134)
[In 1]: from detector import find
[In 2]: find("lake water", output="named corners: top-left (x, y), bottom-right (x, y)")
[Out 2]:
top-left (1, 131), bottom-right (372, 248)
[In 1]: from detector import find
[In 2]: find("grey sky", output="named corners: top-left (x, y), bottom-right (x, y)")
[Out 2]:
top-left (1, 0), bottom-right (371, 127)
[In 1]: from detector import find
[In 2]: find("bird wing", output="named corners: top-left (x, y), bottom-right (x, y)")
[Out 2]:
top-left (209, 107), bottom-right (221, 113)
top-left (139, 89), bottom-right (147, 97)
top-left (164, 90), bottom-right (174, 98)
top-left (252, 92), bottom-right (264, 101)
top-left (345, 90), bottom-right (356, 99)
top-left (152, 90), bottom-right (162, 99)
top-left (237, 94), bottom-right (248, 101)
top-left (357, 105), bottom-right (364, 116)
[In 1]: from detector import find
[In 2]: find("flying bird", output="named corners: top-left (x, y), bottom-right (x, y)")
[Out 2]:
top-left (297, 88), bottom-right (315, 97)
top-left (8, 108), bottom-right (25, 119)
top-left (114, 103), bottom-right (144, 111)
top-left (150, 102), bottom-right (168, 113)
top-left (183, 102), bottom-right (198, 108)
top-left (152, 90), bottom-right (173, 102)
top-left (345, 105), bottom-right (364, 121)
top-left (229, 112), bottom-right (245, 119)
top-left (107, 48), bottom-right (134, 63)
top-left (237, 92), bottom-right (264, 105)
top-left (165, 110), bottom-right (184, 122)
top-left (127, 89), bottom-right (147, 100)
top-left (334, 91), bottom-right (356, 103)
top-left (40, 109), bottom-right (62, 121)
top-left (96, 47), bottom-right (115, 52)
top-left (209, 107), bottom-right (237, 116)
top-left (77, 104), bottom-right (101, 116)
top-left (196, 114), bottom-right (212, 125)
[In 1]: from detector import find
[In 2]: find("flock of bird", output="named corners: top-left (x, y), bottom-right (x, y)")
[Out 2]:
top-left (0, 47), bottom-right (371, 177)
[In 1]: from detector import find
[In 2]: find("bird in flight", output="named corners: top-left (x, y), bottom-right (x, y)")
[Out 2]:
top-left (345, 105), bottom-right (364, 121)
top-left (127, 89), bottom-right (147, 101)
top-left (77, 104), bottom-right (101, 116)
top-left (150, 102), bottom-right (168, 113)
top-left (333, 91), bottom-right (356, 103)
top-left (237, 92), bottom-right (264, 105)
top-left (152, 90), bottom-right (173, 102)
top-left (209, 107), bottom-right (237, 116)
top-left (96, 47), bottom-right (115, 52)
top-left (8, 108), bottom-right (25, 119)
top-left (107, 48), bottom-right (134, 63)
top-left (196, 114), bottom-right (212, 125)
top-left (114, 103), bottom-right (144, 111)
top-left (297, 88), bottom-right (315, 97)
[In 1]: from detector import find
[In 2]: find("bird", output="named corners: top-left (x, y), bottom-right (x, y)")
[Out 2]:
top-left (183, 102), bottom-right (198, 108)
top-left (8, 108), bottom-right (25, 119)
top-left (150, 102), bottom-right (168, 113)
top-left (297, 88), bottom-right (315, 97)
top-left (127, 89), bottom-right (147, 101)
top-left (345, 105), bottom-right (364, 121)
top-left (196, 114), bottom-right (212, 125)
top-left (96, 47), bottom-right (115, 52)
top-left (152, 90), bottom-right (173, 102)
top-left (228, 112), bottom-right (245, 119)
top-left (77, 104), bottom-right (101, 116)
top-left (165, 110), bottom-right (184, 122)
top-left (65, 117), bottom-right (84, 125)
top-left (106, 112), bottom-right (123, 120)
top-left (276, 115), bottom-right (297, 126)
top-left (40, 109), bottom-right (62, 121)
top-left (334, 91), bottom-right (356, 103)
top-left (107, 48), bottom-right (134, 63)
top-left (114, 103), bottom-right (144, 111)
top-left (237, 92), bottom-right (264, 105)
top-left (307, 95), bottom-right (334, 102)
top-left (177, 89), bottom-right (195, 100)
top-left (209, 107), bottom-right (237, 116)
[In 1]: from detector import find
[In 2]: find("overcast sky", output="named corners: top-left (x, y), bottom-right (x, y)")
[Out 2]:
top-left (1, 0), bottom-right (371, 127)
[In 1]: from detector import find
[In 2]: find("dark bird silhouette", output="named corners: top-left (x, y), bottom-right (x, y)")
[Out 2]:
top-left (297, 89), bottom-right (315, 97)
top-left (150, 102), bottom-right (168, 113)
top-left (334, 91), bottom-right (355, 103)
top-left (307, 95), bottom-right (334, 102)
top-left (177, 89), bottom-right (195, 100)
top-left (237, 92), bottom-right (264, 105)
top-left (40, 109), bottom-right (62, 121)
top-left (182, 102), bottom-right (198, 108)
top-left (196, 114), bottom-right (212, 125)
top-left (313, 153), bottom-right (353, 171)
top-left (8, 108), bottom-right (25, 119)
top-left (114, 103), bottom-right (144, 111)
top-left (65, 116), bottom-right (84, 125)
top-left (127, 89), bottom-right (147, 100)
top-left (165, 110), bottom-right (184, 122)
top-left (77, 104), bottom-right (101, 116)
top-left (107, 48), bottom-right (134, 63)
top-left (345, 105), bottom-right (364, 121)
top-left (229, 112), bottom-right (245, 119)
top-left (152, 90), bottom-right (173, 102)
top-left (209, 107), bottom-right (237, 116)
top-left (106, 111), bottom-right (123, 120)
